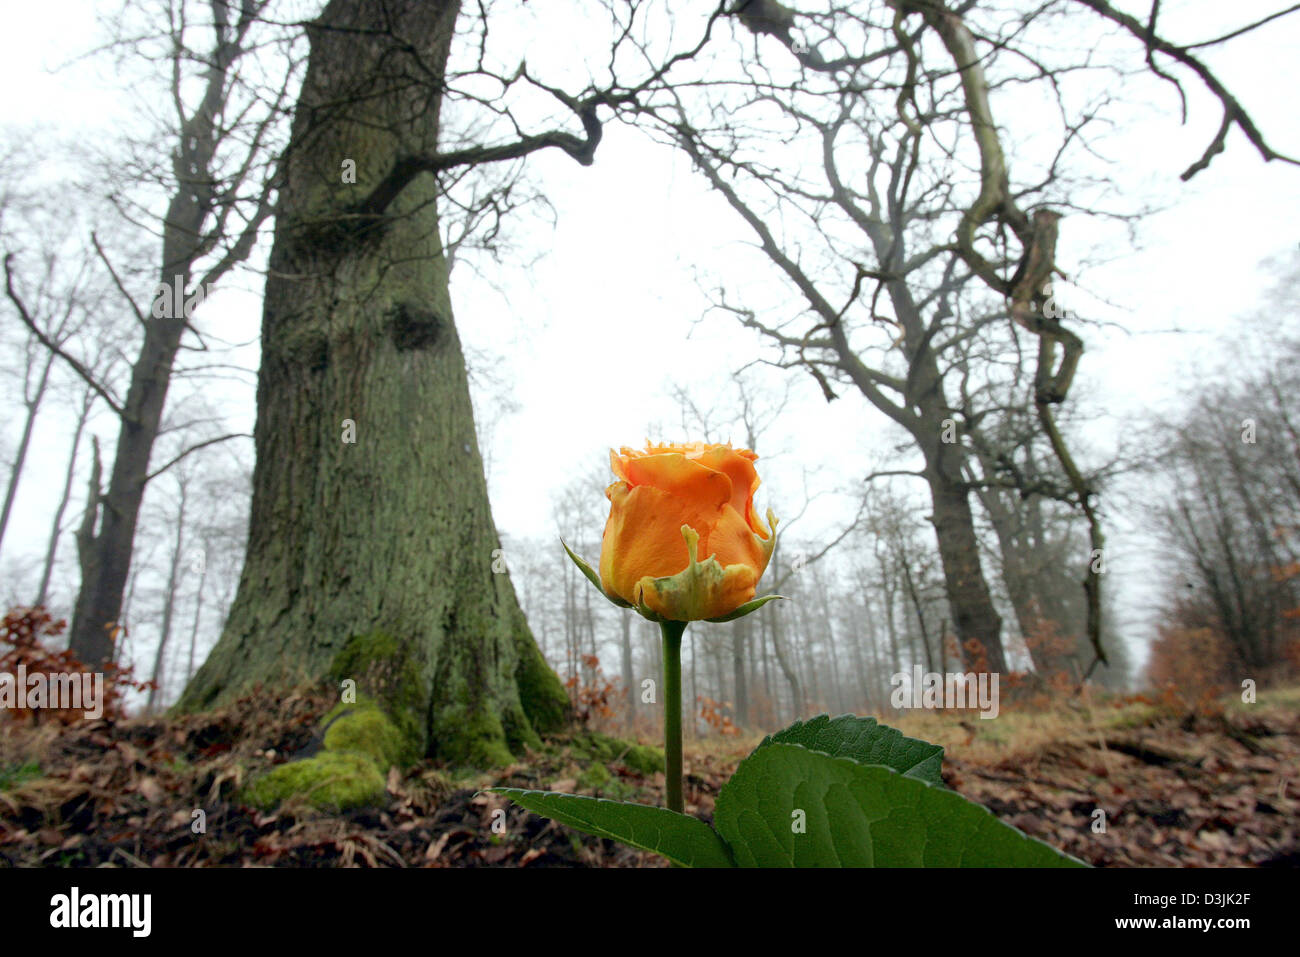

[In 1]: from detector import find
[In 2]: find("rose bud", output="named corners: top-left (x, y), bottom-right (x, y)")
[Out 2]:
top-left (593, 442), bottom-right (779, 622)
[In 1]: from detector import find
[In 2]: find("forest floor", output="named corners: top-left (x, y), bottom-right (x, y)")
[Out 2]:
top-left (0, 685), bottom-right (1296, 867)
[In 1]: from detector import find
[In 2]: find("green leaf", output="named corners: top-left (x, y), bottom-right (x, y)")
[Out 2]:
top-left (488, 788), bottom-right (734, 868)
top-left (713, 743), bottom-right (1088, 868)
top-left (705, 593), bottom-right (786, 623)
top-left (757, 713), bottom-right (944, 787)
top-left (560, 539), bottom-right (631, 608)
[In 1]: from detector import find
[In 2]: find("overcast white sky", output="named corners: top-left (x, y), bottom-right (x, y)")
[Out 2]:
top-left (2, 0), bottom-right (1298, 678)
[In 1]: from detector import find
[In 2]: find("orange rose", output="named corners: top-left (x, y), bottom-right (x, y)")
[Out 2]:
top-left (597, 442), bottom-right (778, 621)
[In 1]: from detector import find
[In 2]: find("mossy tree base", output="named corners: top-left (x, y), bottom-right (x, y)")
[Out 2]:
top-left (175, 0), bottom-right (569, 766)
top-left (241, 692), bottom-right (414, 811)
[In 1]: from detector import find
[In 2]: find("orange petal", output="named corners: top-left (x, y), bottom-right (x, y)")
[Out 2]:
top-left (621, 451), bottom-right (732, 509)
top-left (696, 445), bottom-right (765, 537)
top-left (707, 503), bottom-right (771, 578)
top-left (599, 484), bottom-right (723, 603)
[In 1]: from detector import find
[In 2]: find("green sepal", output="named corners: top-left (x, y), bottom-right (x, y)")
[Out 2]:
top-left (705, 593), bottom-right (786, 623)
top-left (560, 538), bottom-right (631, 608)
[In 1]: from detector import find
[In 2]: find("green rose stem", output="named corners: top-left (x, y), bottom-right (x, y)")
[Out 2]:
top-left (659, 618), bottom-right (687, 813)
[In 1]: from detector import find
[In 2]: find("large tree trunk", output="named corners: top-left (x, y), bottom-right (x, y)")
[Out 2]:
top-left (69, 213), bottom-right (196, 665)
top-left (179, 0), bottom-right (567, 765)
top-left (904, 372), bottom-right (1008, 674)
top-left (925, 461), bottom-right (1008, 674)
top-left (978, 483), bottom-right (1082, 680)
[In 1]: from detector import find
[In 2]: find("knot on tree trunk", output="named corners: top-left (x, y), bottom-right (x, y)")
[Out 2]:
top-left (387, 302), bottom-right (445, 352)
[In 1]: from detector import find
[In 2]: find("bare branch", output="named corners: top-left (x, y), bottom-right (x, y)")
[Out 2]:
top-left (4, 253), bottom-right (126, 419)
top-left (143, 431), bottom-right (252, 485)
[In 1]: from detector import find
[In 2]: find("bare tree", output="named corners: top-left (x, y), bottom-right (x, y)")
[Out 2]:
top-left (4, 0), bottom-right (300, 665)
top-left (1148, 280), bottom-right (1300, 682)
top-left (0, 190), bottom-right (103, 563)
top-left (612, 0), bottom-right (1298, 678)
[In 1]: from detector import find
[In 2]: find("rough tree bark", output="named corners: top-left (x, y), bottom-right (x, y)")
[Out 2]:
top-left (179, 0), bottom-right (568, 765)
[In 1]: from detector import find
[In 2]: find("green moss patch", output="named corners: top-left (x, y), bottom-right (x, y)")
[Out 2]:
top-left (429, 704), bottom-right (516, 769)
top-left (575, 760), bottom-right (638, 801)
top-left (241, 751), bottom-right (385, 812)
top-left (568, 731), bottom-right (664, 776)
top-left (240, 646), bottom-right (426, 812)
top-left (514, 631), bottom-right (571, 735)
top-left (576, 761), bottom-right (612, 791)
top-left (328, 631), bottom-right (426, 755)
top-left (618, 743), bottom-right (665, 776)
top-left (323, 697), bottom-right (419, 767)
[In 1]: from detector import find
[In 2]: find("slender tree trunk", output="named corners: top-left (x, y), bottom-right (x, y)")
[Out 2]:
top-left (620, 611), bottom-right (635, 731)
top-left (119, 559), bottom-right (146, 668)
top-left (795, 593), bottom-right (820, 710)
top-left (69, 174), bottom-right (204, 665)
top-left (185, 547), bottom-right (208, 684)
top-left (899, 557), bottom-right (935, 672)
top-left (746, 613), bottom-right (759, 716)
top-left (852, 603), bottom-right (870, 707)
top-left (179, 0), bottom-right (567, 765)
top-left (73, 438), bottom-right (104, 651)
top-left (851, 570), bottom-right (875, 707)
top-left (564, 564), bottom-right (576, 704)
top-left (867, 599), bottom-right (886, 711)
top-left (879, 555), bottom-right (902, 675)
top-left (0, 353), bottom-right (53, 558)
top-left (148, 486), bottom-right (187, 713)
top-left (689, 637), bottom-right (698, 740)
top-left (768, 599), bottom-right (804, 719)
top-left (731, 616), bottom-right (749, 727)
top-left (760, 608), bottom-right (772, 701)
top-left (36, 393), bottom-right (91, 607)
top-left (812, 563), bottom-right (845, 712)
top-left (582, 583), bottom-right (596, 685)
